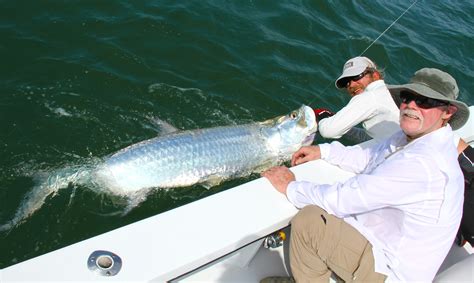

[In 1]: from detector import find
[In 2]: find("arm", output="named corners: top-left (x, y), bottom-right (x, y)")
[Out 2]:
top-left (287, 152), bottom-right (446, 218)
top-left (263, 140), bottom-right (385, 196)
top-left (315, 108), bottom-right (372, 143)
top-left (291, 145), bottom-right (321, 166)
top-left (293, 139), bottom-right (386, 173)
top-left (458, 138), bottom-right (469, 154)
top-left (318, 94), bottom-right (376, 139)
top-left (320, 140), bottom-right (387, 174)
top-left (261, 166), bottom-right (295, 195)
top-left (261, 145), bottom-right (322, 194)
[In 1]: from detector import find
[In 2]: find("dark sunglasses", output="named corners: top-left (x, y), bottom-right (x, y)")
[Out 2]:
top-left (343, 70), bottom-right (371, 88)
top-left (399, 91), bottom-right (449, 109)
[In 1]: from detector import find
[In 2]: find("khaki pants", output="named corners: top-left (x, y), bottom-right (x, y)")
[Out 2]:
top-left (290, 205), bottom-right (386, 283)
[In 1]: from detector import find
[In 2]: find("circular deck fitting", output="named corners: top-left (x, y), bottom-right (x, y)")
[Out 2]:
top-left (87, 250), bottom-right (122, 276)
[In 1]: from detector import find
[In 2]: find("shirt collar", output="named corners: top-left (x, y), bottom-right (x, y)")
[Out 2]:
top-left (365, 79), bottom-right (386, 92)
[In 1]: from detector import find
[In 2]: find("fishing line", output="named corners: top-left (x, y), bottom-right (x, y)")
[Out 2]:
top-left (306, 0), bottom-right (418, 107)
top-left (359, 0), bottom-right (418, 56)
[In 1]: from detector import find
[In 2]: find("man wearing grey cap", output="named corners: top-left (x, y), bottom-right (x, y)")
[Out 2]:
top-left (262, 68), bottom-right (469, 282)
top-left (315, 56), bottom-right (400, 143)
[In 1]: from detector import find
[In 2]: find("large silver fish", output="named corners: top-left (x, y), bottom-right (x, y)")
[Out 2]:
top-left (93, 104), bottom-right (317, 194)
top-left (0, 105), bottom-right (316, 231)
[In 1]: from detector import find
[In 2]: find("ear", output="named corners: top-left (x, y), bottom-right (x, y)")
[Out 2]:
top-left (442, 105), bottom-right (458, 119)
top-left (372, 71), bottom-right (381, 80)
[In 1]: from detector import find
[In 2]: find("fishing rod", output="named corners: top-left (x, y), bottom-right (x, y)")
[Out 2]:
top-left (306, 0), bottom-right (418, 107)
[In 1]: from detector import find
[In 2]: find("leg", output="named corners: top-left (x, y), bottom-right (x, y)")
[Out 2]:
top-left (289, 205), bottom-right (385, 283)
top-left (289, 206), bottom-right (333, 282)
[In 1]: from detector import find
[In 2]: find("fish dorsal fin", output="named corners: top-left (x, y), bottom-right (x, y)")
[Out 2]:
top-left (150, 117), bottom-right (180, 135)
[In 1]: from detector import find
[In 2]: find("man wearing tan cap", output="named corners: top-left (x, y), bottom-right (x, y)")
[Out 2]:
top-left (262, 68), bottom-right (469, 282)
top-left (315, 56), bottom-right (400, 143)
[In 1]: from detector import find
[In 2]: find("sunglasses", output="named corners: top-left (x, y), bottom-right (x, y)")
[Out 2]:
top-left (343, 70), bottom-right (371, 88)
top-left (399, 91), bottom-right (449, 109)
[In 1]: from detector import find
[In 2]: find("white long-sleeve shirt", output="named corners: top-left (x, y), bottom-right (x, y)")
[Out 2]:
top-left (287, 126), bottom-right (464, 282)
top-left (318, 80), bottom-right (400, 141)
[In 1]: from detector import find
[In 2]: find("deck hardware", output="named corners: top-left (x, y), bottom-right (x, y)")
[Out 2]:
top-left (263, 230), bottom-right (286, 249)
top-left (87, 250), bottom-right (122, 276)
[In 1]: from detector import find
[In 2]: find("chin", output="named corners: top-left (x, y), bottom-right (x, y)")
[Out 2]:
top-left (402, 125), bottom-right (423, 137)
top-left (401, 123), bottom-right (421, 136)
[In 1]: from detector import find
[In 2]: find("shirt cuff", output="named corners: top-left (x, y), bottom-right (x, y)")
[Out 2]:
top-left (286, 180), bottom-right (320, 209)
top-left (286, 181), bottom-right (299, 205)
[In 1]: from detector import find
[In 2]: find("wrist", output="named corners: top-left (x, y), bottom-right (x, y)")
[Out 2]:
top-left (314, 108), bottom-right (334, 122)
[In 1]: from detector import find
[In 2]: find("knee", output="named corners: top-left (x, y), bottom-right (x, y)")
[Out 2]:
top-left (291, 205), bottom-right (327, 232)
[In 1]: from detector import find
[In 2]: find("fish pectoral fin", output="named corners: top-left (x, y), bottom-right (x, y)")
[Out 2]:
top-left (253, 160), bottom-right (278, 174)
top-left (201, 175), bottom-right (224, 189)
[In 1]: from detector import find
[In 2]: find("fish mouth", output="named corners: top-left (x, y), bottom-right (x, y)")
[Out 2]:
top-left (302, 133), bottom-right (316, 146)
top-left (302, 105), bottom-right (317, 131)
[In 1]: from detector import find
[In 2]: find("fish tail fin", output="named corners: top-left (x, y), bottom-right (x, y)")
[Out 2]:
top-left (0, 166), bottom-right (92, 232)
top-left (0, 181), bottom-right (59, 232)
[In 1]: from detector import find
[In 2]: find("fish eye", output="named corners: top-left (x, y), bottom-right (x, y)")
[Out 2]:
top-left (289, 111), bottom-right (298, 119)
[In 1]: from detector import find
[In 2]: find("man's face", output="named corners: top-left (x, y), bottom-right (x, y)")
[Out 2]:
top-left (345, 71), bottom-right (377, 97)
top-left (399, 92), bottom-right (456, 140)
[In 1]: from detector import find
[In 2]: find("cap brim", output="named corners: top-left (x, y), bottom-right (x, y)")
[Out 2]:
top-left (335, 67), bottom-right (366, 89)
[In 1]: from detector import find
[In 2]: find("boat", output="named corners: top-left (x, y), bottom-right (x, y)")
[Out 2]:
top-left (1, 106), bottom-right (473, 282)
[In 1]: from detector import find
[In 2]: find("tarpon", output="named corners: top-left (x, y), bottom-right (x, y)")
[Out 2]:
top-left (94, 104), bottom-right (317, 194)
top-left (0, 105), bottom-right (316, 231)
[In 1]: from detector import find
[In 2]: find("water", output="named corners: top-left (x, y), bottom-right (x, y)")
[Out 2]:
top-left (0, 0), bottom-right (473, 268)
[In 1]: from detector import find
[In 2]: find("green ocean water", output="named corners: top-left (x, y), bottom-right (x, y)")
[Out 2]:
top-left (0, 0), bottom-right (473, 268)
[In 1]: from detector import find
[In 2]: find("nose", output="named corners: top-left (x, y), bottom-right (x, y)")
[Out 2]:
top-left (401, 99), bottom-right (417, 109)
top-left (406, 100), bottom-right (418, 108)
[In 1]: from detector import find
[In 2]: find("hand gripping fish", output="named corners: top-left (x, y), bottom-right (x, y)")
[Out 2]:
top-left (0, 105), bottom-right (316, 231)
